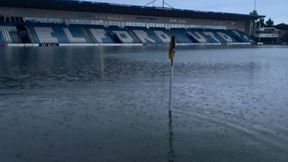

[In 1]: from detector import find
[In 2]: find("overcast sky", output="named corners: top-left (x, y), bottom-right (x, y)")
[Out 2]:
top-left (82, 0), bottom-right (286, 24)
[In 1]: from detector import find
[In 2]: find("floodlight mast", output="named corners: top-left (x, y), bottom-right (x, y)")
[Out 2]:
top-left (145, 0), bottom-right (157, 7)
top-left (145, 0), bottom-right (173, 8)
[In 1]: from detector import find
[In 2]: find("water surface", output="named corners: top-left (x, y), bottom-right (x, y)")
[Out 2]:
top-left (0, 46), bottom-right (288, 162)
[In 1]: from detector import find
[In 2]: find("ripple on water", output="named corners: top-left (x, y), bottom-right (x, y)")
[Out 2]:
top-left (0, 46), bottom-right (288, 162)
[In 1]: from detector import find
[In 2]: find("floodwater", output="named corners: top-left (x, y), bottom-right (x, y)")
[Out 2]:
top-left (0, 46), bottom-right (288, 162)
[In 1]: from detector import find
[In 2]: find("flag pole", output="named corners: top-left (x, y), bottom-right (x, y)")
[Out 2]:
top-left (168, 36), bottom-right (175, 120)
top-left (168, 36), bottom-right (176, 161)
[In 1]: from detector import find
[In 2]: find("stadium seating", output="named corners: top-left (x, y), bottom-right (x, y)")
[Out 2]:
top-left (86, 26), bottom-right (114, 43)
top-left (187, 29), bottom-right (244, 44)
top-left (170, 28), bottom-right (193, 43)
top-left (187, 30), bottom-right (209, 43)
top-left (149, 28), bottom-right (171, 44)
top-left (63, 26), bottom-right (87, 43)
top-left (107, 26), bottom-right (140, 43)
top-left (53, 26), bottom-right (70, 43)
top-left (129, 27), bottom-right (157, 44)
top-left (202, 31), bottom-right (222, 43)
top-left (230, 30), bottom-right (254, 43)
top-left (27, 23), bottom-right (66, 43)
top-left (1, 22), bottom-right (255, 45)
top-left (0, 32), bottom-right (3, 43)
top-left (0, 25), bottom-right (18, 43)
top-left (216, 30), bottom-right (237, 43)
top-left (34, 27), bottom-right (59, 43)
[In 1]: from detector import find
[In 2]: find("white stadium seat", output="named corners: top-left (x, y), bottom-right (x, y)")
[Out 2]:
top-left (34, 27), bottom-right (58, 44)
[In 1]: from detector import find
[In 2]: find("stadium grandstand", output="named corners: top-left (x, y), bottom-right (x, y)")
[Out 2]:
top-left (0, 0), bottom-right (264, 47)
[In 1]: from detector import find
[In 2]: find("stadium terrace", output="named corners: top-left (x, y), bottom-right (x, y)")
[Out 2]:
top-left (0, 0), bottom-right (264, 47)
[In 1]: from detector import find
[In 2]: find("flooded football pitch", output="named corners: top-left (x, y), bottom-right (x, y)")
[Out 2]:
top-left (0, 46), bottom-right (288, 162)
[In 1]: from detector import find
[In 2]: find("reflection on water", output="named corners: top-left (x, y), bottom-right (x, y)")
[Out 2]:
top-left (0, 46), bottom-right (288, 162)
top-left (168, 110), bottom-right (175, 162)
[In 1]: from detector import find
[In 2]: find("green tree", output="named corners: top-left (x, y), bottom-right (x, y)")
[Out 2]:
top-left (256, 18), bottom-right (265, 28)
top-left (249, 10), bottom-right (258, 16)
top-left (276, 23), bottom-right (288, 30)
top-left (266, 18), bottom-right (274, 27)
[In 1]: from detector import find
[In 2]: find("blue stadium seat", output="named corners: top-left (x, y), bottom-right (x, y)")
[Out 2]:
top-left (228, 30), bottom-right (254, 43)
top-left (127, 26), bottom-right (159, 44)
top-left (187, 29), bottom-right (208, 43)
top-left (187, 28), bottom-right (240, 44)
top-left (0, 21), bottom-right (256, 45)
top-left (0, 31), bottom-right (4, 44)
top-left (52, 26), bottom-right (69, 43)
top-left (86, 25), bottom-right (114, 43)
top-left (64, 25), bottom-right (87, 43)
top-left (170, 28), bottom-right (192, 43)
top-left (26, 23), bottom-right (40, 43)
top-left (200, 29), bottom-right (221, 43)
top-left (107, 26), bottom-right (140, 43)
top-left (216, 30), bottom-right (237, 43)
top-left (149, 27), bottom-right (171, 44)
